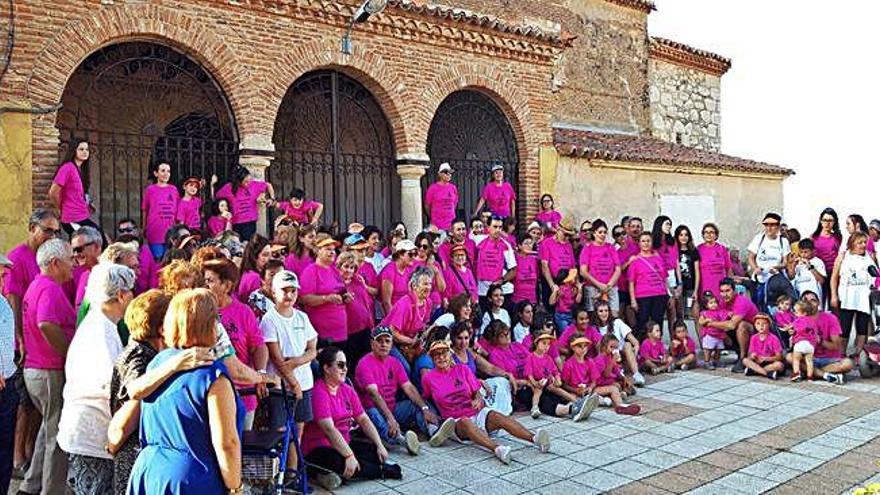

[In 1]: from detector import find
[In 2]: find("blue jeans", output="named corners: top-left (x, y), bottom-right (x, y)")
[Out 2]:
top-left (0, 382), bottom-right (18, 495)
top-left (365, 400), bottom-right (431, 443)
top-left (390, 346), bottom-right (412, 377)
top-left (148, 243), bottom-right (166, 260)
top-left (554, 311), bottom-right (573, 331)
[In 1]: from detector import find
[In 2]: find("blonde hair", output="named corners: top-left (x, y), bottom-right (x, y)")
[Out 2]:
top-left (793, 299), bottom-right (817, 316)
top-left (336, 251), bottom-right (357, 269)
top-left (125, 289), bottom-right (171, 342)
top-left (100, 242), bottom-right (138, 264)
top-left (158, 260), bottom-right (202, 295)
top-left (847, 231), bottom-right (869, 252)
top-left (163, 288), bottom-right (218, 349)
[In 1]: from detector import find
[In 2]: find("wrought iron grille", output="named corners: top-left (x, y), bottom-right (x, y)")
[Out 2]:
top-left (56, 42), bottom-right (239, 231)
top-left (271, 70), bottom-right (399, 230)
top-left (425, 90), bottom-right (520, 223)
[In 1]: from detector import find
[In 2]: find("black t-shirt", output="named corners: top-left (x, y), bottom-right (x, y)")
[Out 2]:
top-left (678, 247), bottom-right (700, 291)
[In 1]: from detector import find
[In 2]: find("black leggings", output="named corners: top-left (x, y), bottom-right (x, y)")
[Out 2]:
top-left (839, 309), bottom-right (871, 339)
top-left (305, 437), bottom-right (400, 481)
top-left (514, 386), bottom-right (568, 415)
top-left (233, 221), bottom-right (257, 242)
top-left (635, 295), bottom-right (669, 340)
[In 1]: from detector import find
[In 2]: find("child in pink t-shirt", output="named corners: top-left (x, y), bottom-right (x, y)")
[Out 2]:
top-left (207, 198), bottom-right (233, 238)
top-left (638, 321), bottom-right (674, 374)
top-left (512, 238), bottom-right (539, 305)
top-left (548, 270), bottom-right (582, 331)
top-left (175, 176), bottom-right (204, 231)
top-left (789, 300), bottom-right (818, 381)
top-left (742, 314), bottom-right (783, 380)
top-left (591, 334), bottom-right (640, 415)
top-left (669, 321), bottom-right (697, 370)
top-left (525, 331), bottom-right (592, 422)
top-left (773, 295), bottom-right (795, 333)
top-left (560, 333), bottom-right (608, 408)
top-left (280, 187), bottom-right (323, 225)
top-left (698, 291), bottom-right (730, 369)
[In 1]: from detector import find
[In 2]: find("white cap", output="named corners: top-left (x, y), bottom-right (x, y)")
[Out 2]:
top-left (438, 162), bottom-right (452, 173)
top-left (491, 163), bottom-right (504, 172)
top-left (394, 239), bottom-right (417, 253)
top-left (272, 270), bottom-right (299, 292)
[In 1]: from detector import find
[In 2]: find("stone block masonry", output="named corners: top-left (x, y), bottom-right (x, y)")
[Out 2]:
top-left (650, 58), bottom-right (723, 152)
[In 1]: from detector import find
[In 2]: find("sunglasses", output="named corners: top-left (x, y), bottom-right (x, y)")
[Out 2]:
top-left (820, 218), bottom-right (835, 223)
top-left (613, 231), bottom-right (625, 237)
top-left (118, 226), bottom-right (135, 233)
top-left (40, 225), bottom-right (62, 236)
top-left (272, 249), bottom-right (289, 258)
top-left (406, 250), bottom-right (418, 257)
top-left (72, 242), bottom-right (96, 255)
top-left (335, 360), bottom-right (348, 370)
top-left (418, 244), bottom-right (430, 250)
top-left (763, 222), bottom-right (780, 227)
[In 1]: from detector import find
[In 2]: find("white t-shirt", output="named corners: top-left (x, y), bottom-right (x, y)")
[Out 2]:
top-left (480, 308), bottom-right (511, 336)
top-left (747, 233), bottom-right (791, 282)
top-left (58, 309), bottom-right (123, 459)
top-left (790, 256), bottom-right (826, 302)
top-left (260, 305), bottom-right (318, 391)
top-left (597, 319), bottom-right (632, 344)
top-left (512, 322), bottom-right (530, 343)
top-left (433, 313), bottom-right (455, 329)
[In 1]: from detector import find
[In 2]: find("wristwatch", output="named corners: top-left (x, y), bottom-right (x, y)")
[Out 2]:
top-left (421, 405), bottom-right (429, 411)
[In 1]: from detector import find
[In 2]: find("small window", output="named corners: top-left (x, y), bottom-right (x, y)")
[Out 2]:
top-left (675, 132), bottom-right (684, 144)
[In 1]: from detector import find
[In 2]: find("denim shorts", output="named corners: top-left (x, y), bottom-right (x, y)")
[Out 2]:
top-left (813, 357), bottom-right (842, 368)
top-left (268, 388), bottom-right (313, 428)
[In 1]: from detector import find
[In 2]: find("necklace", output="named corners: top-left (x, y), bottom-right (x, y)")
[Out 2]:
top-left (415, 297), bottom-right (428, 322)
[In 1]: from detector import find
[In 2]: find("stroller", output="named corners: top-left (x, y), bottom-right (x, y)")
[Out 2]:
top-left (858, 266), bottom-right (880, 378)
top-left (756, 272), bottom-right (798, 349)
top-left (241, 381), bottom-right (308, 494)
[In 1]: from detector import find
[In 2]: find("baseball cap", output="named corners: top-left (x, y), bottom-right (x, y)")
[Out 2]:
top-left (491, 163), bottom-right (504, 172)
top-left (315, 235), bottom-right (340, 249)
top-left (438, 162), bottom-right (453, 173)
top-left (569, 336), bottom-right (590, 348)
top-left (344, 234), bottom-right (368, 250)
top-left (183, 177), bottom-right (202, 187)
top-left (347, 223), bottom-right (365, 234)
top-left (428, 338), bottom-right (451, 354)
top-left (371, 326), bottom-right (393, 340)
top-left (394, 239), bottom-right (417, 253)
top-left (272, 270), bottom-right (299, 292)
top-left (870, 219), bottom-right (880, 231)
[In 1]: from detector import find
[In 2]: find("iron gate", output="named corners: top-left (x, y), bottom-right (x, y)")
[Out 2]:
top-left (56, 42), bottom-right (239, 231)
top-left (270, 70), bottom-right (399, 230)
top-left (425, 90), bottom-right (520, 224)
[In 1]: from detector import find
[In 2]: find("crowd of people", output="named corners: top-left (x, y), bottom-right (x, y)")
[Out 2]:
top-left (1, 140), bottom-right (879, 495)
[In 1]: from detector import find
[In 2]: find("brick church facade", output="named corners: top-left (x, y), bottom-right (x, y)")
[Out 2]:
top-left (0, 0), bottom-right (791, 249)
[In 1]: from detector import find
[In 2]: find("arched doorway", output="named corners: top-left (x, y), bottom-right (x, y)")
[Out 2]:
top-left (426, 90), bottom-right (520, 223)
top-left (270, 70), bottom-right (399, 230)
top-left (56, 41), bottom-right (239, 230)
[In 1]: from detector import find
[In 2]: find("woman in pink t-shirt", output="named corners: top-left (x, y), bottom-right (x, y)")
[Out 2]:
top-left (412, 232), bottom-right (446, 312)
top-left (380, 267), bottom-right (434, 371)
top-left (627, 232), bottom-right (670, 340)
top-left (696, 222), bottom-right (733, 308)
top-left (535, 194), bottom-right (562, 230)
top-left (49, 140), bottom-right (99, 236)
top-left (202, 257), bottom-right (268, 427)
top-left (303, 347), bottom-right (399, 487)
top-left (512, 238), bottom-right (539, 305)
top-left (212, 166), bottom-right (276, 242)
top-left (473, 164), bottom-right (516, 219)
top-left (337, 251), bottom-right (374, 365)
top-left (379, 240), bottom-right (417, 314)
top-left (141, 162), bottom-right (181, 260)
top-left (237, 235), bottom-right (271, 302)
top-left (579, 219), bottom-right (622, 314)
top-left (285, 223), bottom-right (317, 277)
top-left (651, 216), bottom-right (680, 331)
top-left (442, 244), bottom-right (478, 304)
top-left (175, 177), bottom-right (204, 231)
top-left (299, 235), bottom-right (348, 346)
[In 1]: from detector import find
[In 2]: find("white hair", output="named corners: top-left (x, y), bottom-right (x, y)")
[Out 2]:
top-left (99, 242), bottom-right (139, 264)
top-left (85, 263), bottom-right (135, 304)
top-left (36, 238), bottom-right (70, 269)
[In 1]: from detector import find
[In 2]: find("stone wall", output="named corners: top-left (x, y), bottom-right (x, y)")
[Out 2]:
top-left (649, 58), bottom-right (722, 152)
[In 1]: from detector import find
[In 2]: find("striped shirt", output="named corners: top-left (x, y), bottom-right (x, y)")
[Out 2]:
top-left (0, 294), bottom-right (15, 379)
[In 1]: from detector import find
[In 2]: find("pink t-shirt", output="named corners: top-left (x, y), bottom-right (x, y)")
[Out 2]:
top-left (721, 294), bottom-right (758, 324)
top-left (237, 270), bottom-right (261, 303)
top-left (561, 356), bottom-right (592, 389)
top-left (299, 263), bottom-right (348, 343)
top-left (2, 243), bottom-right (39, 299)
top-left (380, 293), bottom-right (431, 338)
top-left (53, 161), bottom-right (91, 223)
top-left (218, 298), bottom-right (265, 411)
top-left (22, 274), bottom-right (76, 369)
top-left (141, 183), bottom-right (180, 244)
top-left (136, 244), bottom-right (159, 294)
top-left (638, 338), bottom-right (667, 364)
top-left (475, 237), bottom-right (513, 283)
top-left (555, 283), bottom-right (577, 314)
top-left (215, 180), bottom-right (269, 224)
top-left (592, 353), bottom-right (620, 386)
top-left (206, 216), bottom-right (228, 237)
top-left (617, 237), bottom-right (640, 290)
top-left (411, 259), bottom-right (443, 309)
top-left (481, 182), bottom-right (516, 217)
top-left (814, 312), bottom-right (843, 359)
top-left (302, 380), bottom-right (364, 455)
top-left (658, 240), bottom-right (679, 271)
top-left (557, 324), bottom-right (602, 357)
top-left (355, 352), bottom-right (409, 410)
top-left (700, 308), bottom-right (731, 340)
top-left (539, 237), bottom-right (576, 279)
top-left (74, 266), bottom-right (91, 308)
top-left (175, 196), bottom-right (202, 230)
top-left (425, 182), bottom-right (459, 230)
top-left (284, 252), bottom-right (314, 278)
top-left (512, 253), bottom-right (539, 304)
top-left (443, 265), bottom-right (478, 302)
top-left (438, 239), bottom-right (476, 269)
top-left (749, 333), bottom-right (782, 359)
top-left (525, 352), bottom-right (559, 380)
top-left (280, 200), bottom-right (320, 224)
top-left (774, 310), bottom-right (795, 329)
top-left (811, 234), bottom-right (841, 275)
top-left (487, 342), bottom-right (530, 379)
top-left (421, 364), bottom-right (481, 420)
top-left (791, 315), bottom-right (818, 347)
top-left (670, 336), bottom-right (696, 357)
top-left (345, 277), bottom-right (374, 334)
top-left (697, 243), bottom-right (732, 300)
top-left (579, 243), bottom-right (621, 286)
top-left (535, 210), bottom-right (562, 229)
top-left (627, 254), bottom-right (668, 298)
top-left (379, 262), bottom-right (414, 306)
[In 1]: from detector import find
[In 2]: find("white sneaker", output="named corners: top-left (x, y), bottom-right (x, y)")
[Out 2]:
top-left (598, 396), bottom-right (613, 407)
top-left (404, 430), bottom-right (420, 455)
top-left (573, 394), bottom-right (599, 422)
top-left (534, 428), bottom-right (551, 453)
top-left (495, 445), bottom-right (512, 464)
top-left (530, 406), bottom-right (541, 419)
top-left (633, 372), bottom-right (646, 387)
top-left (429, 418), bottom-right (457, 447)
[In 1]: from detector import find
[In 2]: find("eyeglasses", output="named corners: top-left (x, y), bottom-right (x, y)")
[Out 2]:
top-left (820, 218), bottom-right (835, 223)
top-left (763, 222), bottom-right (780, 227)
top-left (613, 231), bottom-right (625, 237)
top-left (703, 230), bottom-right (717, 235)
top-left (40, 225), bottom-right (62, 236)
top-left (335, 360), bottom-right (348, 370)
top-left (406, 250), bottom-right (418, 257)
top-left (271, 249), bottom-right (289, 258)
top-left (418, 244), bottom-right (430, 250)
top-left (72, 242), bottom-right (95, 255)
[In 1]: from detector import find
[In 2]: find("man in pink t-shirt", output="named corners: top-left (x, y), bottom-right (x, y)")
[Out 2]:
top-left (424, 163), bottom-right (459, 231)
top-left (475, 216), bottom-right (518, 300)
top-left (70, 226), bottom-right (103, 308)
top-left (539, 220), bottom-right (576, 293)
top-left (20, 238), bottom-right (75, 495)
top-left (437, 220), bottom-right (476, 269)
top-left (354, 327), bottom-right (452, 454)
top-left (702, 278), bottom-right (758, 373)
top-left (785, 291), bottom-right (853, 383)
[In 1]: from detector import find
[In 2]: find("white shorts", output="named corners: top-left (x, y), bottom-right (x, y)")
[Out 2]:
top-left (793, 341), bottom-right (815, 355)
top-left (702, 335), bottom-right (725, 350)
top-left (474, 406), bottom-right (495, 435)
top-left (585, 286), bottom-right (620, 312)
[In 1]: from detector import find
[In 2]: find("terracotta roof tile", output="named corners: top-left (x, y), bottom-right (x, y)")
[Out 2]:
top-left (603, 0), bottom-right (656, 14)
top-left (553, 128), bottom-right (793, 176)
top-left (650, 37), bottom-right (732, 76)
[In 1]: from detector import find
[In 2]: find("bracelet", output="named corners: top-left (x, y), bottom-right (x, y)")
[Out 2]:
top-left (228, 484), bottom-right (244, 494)
top-left (344, 452), bottom-right (355, 459)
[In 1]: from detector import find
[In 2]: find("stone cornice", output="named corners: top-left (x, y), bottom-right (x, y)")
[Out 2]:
top-left (215, 0), bottom-right (567, 64)
top-left (650, 37), bottom-right (731, 76)
top-left (603, 0), bottom-right (655, 14)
